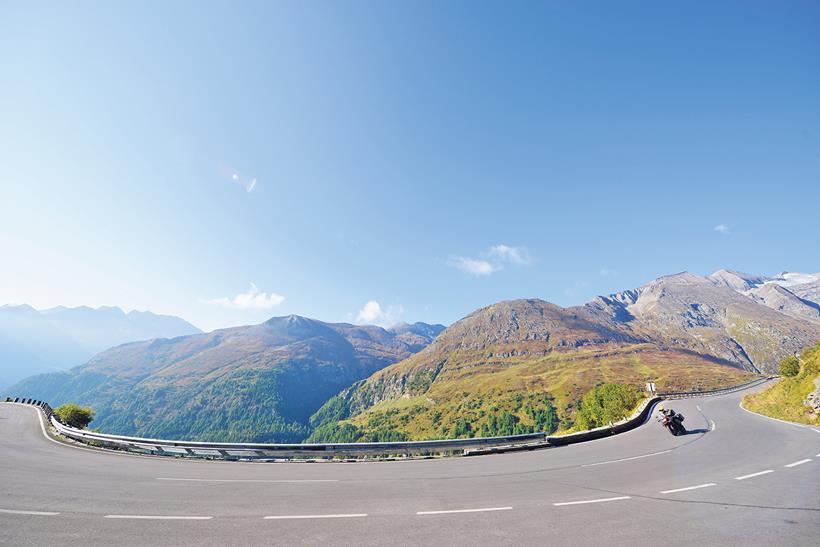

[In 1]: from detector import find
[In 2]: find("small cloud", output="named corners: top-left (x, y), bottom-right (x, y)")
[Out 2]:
top-left (448, 257), bottom-right (501, 276)
top-left (599, 268), bottom-right (617, 276)
top-left (355, 300), bottom-right (404, 327)
top-left (488, 244), bottom-right (531, 265)
top-left (449, 244), bottom-right (532, 276)
top-left (714, 224), bottom-right (730, 235)
top-left (207, 283), bottom-right (285, 310)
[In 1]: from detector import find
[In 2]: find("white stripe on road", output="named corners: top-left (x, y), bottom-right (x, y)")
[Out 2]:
top-left (156, 477), bottom-right (338, 483)
top-left (734, 470), bottom-right (774, 480)
top-left (0, 508), bottom-right (60, 516)
top-left (104, 515), bottom-right (213, 520)
top-left (264, 513), bottom-right (367, 520)
top-left (417, 507), bottom-right (512, 515)
top-left (660, 483), bottom-right (716, 494)
top-left (784, 459), bottom-right (811, 468)
top-left (738, 403), bottom-right (807, 428)
top-left (553, 496), bottom-right (631, 506)
top-left (710, 420), bottom-right (716, 431)
top-left (582, 450), bottom-right (671, 467)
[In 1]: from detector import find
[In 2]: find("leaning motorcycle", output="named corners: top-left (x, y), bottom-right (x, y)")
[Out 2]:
top-left (658, 412), bottom-right (686, 436)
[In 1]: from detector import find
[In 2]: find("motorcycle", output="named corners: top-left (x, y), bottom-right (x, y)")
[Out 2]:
top-left (658, 411), bottom-right (686, 436)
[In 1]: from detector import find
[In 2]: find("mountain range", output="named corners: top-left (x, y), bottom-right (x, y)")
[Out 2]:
top-left (0, 305), bottom-right (201, 389)
top-left (6, 269), bottom-right (819, 443)
top-left (308, 270), bottom-right (820, 441)
top-left (7, 318), bottom-right (444, 442)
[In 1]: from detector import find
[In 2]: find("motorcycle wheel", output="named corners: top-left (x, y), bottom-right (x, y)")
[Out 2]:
top-left (667, 425), bottom-right (677, 436)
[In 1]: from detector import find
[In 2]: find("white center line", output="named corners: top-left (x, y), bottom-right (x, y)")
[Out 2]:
top-left (784, 459), bottom-right (811, 468)
top-left (104, 515), bottom-right (213, 520)
top-left (660, 483), bottom-right (716, 494)
top-left (417, 507), bottom-right (512, 515)
top-left (264, 513), bottom-right (367, 520)
top-left (156, 477), bottom-right (338, 483)
top-left (553, 496), bottom-right (631, 506)
top-left (582, 450), bottom-right (671, 467)
top-left (734, 470), bottom-right (774, 481)
top-left (0, 508), bottom-right (60, 516)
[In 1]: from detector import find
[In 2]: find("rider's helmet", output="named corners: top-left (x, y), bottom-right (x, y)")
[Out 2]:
top-left (658, 405), bottom-right (665, 412)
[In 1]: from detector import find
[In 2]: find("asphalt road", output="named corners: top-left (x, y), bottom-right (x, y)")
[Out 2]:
top-left (1, 386), bottom-right (818, 546)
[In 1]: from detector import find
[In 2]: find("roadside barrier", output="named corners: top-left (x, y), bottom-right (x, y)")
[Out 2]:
top-left (5, 376), bottom-right (773, 461)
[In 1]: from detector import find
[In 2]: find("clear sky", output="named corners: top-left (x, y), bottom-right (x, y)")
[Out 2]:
top-left (1, 1), bottom-right (819, 332)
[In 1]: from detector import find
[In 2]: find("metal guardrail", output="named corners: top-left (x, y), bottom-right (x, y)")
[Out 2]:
top-left (657, 376), bottom-right (772, 400)
top-left (5, 376), bottom-right (771, 461)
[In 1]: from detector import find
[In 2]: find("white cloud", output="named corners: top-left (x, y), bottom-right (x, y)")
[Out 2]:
top-left (714, 224), bottom-right (730, 235)
top-left (488, 244), bottom-right (531, 265)
top-left (355, 300), bottom-right (404, 327)
top-left (599, 268), bottom-right (617, 276)
top-left (448, 257), bottom-right (501, 276)
top-left (449, 244), bottom-right (532, 276)
top-left (207, 283), bottom-right (285, 310)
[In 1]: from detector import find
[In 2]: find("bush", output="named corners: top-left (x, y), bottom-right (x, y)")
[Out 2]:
top-left (54, 403), bottom-right (95, 429)
top-left (779, 355), bottom-right (800, 377)
top-left (575, 383), bottom-right (640, 430)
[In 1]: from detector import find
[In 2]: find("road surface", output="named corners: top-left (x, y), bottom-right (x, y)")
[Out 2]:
top-left (1, 386), bottom-right (818, 546)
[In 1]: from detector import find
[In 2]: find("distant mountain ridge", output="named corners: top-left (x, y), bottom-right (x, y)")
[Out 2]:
top-left (0, 304), bottom-right (200, 388)
top-left (706, 269), bottom-right (820, 324)
top-left (6, 316), bottom-right (445, 442)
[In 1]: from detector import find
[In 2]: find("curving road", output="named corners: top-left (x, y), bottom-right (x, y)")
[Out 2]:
top-left (1, 385), bottom-right (818, 546)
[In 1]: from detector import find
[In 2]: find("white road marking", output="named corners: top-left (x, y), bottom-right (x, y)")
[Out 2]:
top-left (104, 515), bottom-right (213, 520)
top-left (264, 513), bottom-right (367, 520)
top-left (738, 402), bottom-right (807, 428)
top-left (582, 450), bottom-right (671, 467)
top-left (710, 420), bottom-right (716, 431)
top-left (784, 459), bottom-right (811, 468)
top-left (553, 496), bottom-right (631, 506)
top-left (0, 508), bottom-right (60, 516)
top-left (734, 470), bottom-right (774, 480)
top-left (156, 477), bottom-right (338, 483)
top-left (417, 507), bottom-right (512, 515)
top-left (696, 405), bottom-right (701, 411)
top-left (660, 483), bottom-right (716, 494)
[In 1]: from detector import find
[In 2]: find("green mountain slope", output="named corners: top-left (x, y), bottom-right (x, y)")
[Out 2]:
top-left (8, 316), bottom-right (444, 442)
top-left (308, 299), bottom-right (760, 442)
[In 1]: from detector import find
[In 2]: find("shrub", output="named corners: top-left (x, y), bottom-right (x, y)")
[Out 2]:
top-left (779, 355), bottom-right (800, 377)
top-left (54, 403), bottom-right (95, 429)
top-left (575, 383), bottom-right (640, 430)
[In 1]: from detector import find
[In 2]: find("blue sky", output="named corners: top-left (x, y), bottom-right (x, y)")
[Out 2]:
top-left (1, 1), bottom-right (819, 332)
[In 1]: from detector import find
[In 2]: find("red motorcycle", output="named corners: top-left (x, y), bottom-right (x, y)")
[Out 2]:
top-left (658, 411), bottom-right (686, 436)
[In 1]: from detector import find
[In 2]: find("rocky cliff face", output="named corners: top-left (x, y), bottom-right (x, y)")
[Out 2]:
top-left (590, 272), bottom-right (820, 373)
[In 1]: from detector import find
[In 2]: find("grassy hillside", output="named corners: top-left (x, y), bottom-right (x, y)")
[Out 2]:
top-left (743, 342), bottom-right (820, 425)
top-left (308, 342), bottom-right (757, 442)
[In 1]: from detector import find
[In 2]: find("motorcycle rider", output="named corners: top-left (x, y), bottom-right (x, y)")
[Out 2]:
top-left (657, 404), bottom-right (686, 434)
top-left (657, 404), bottom-right (675, 418)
